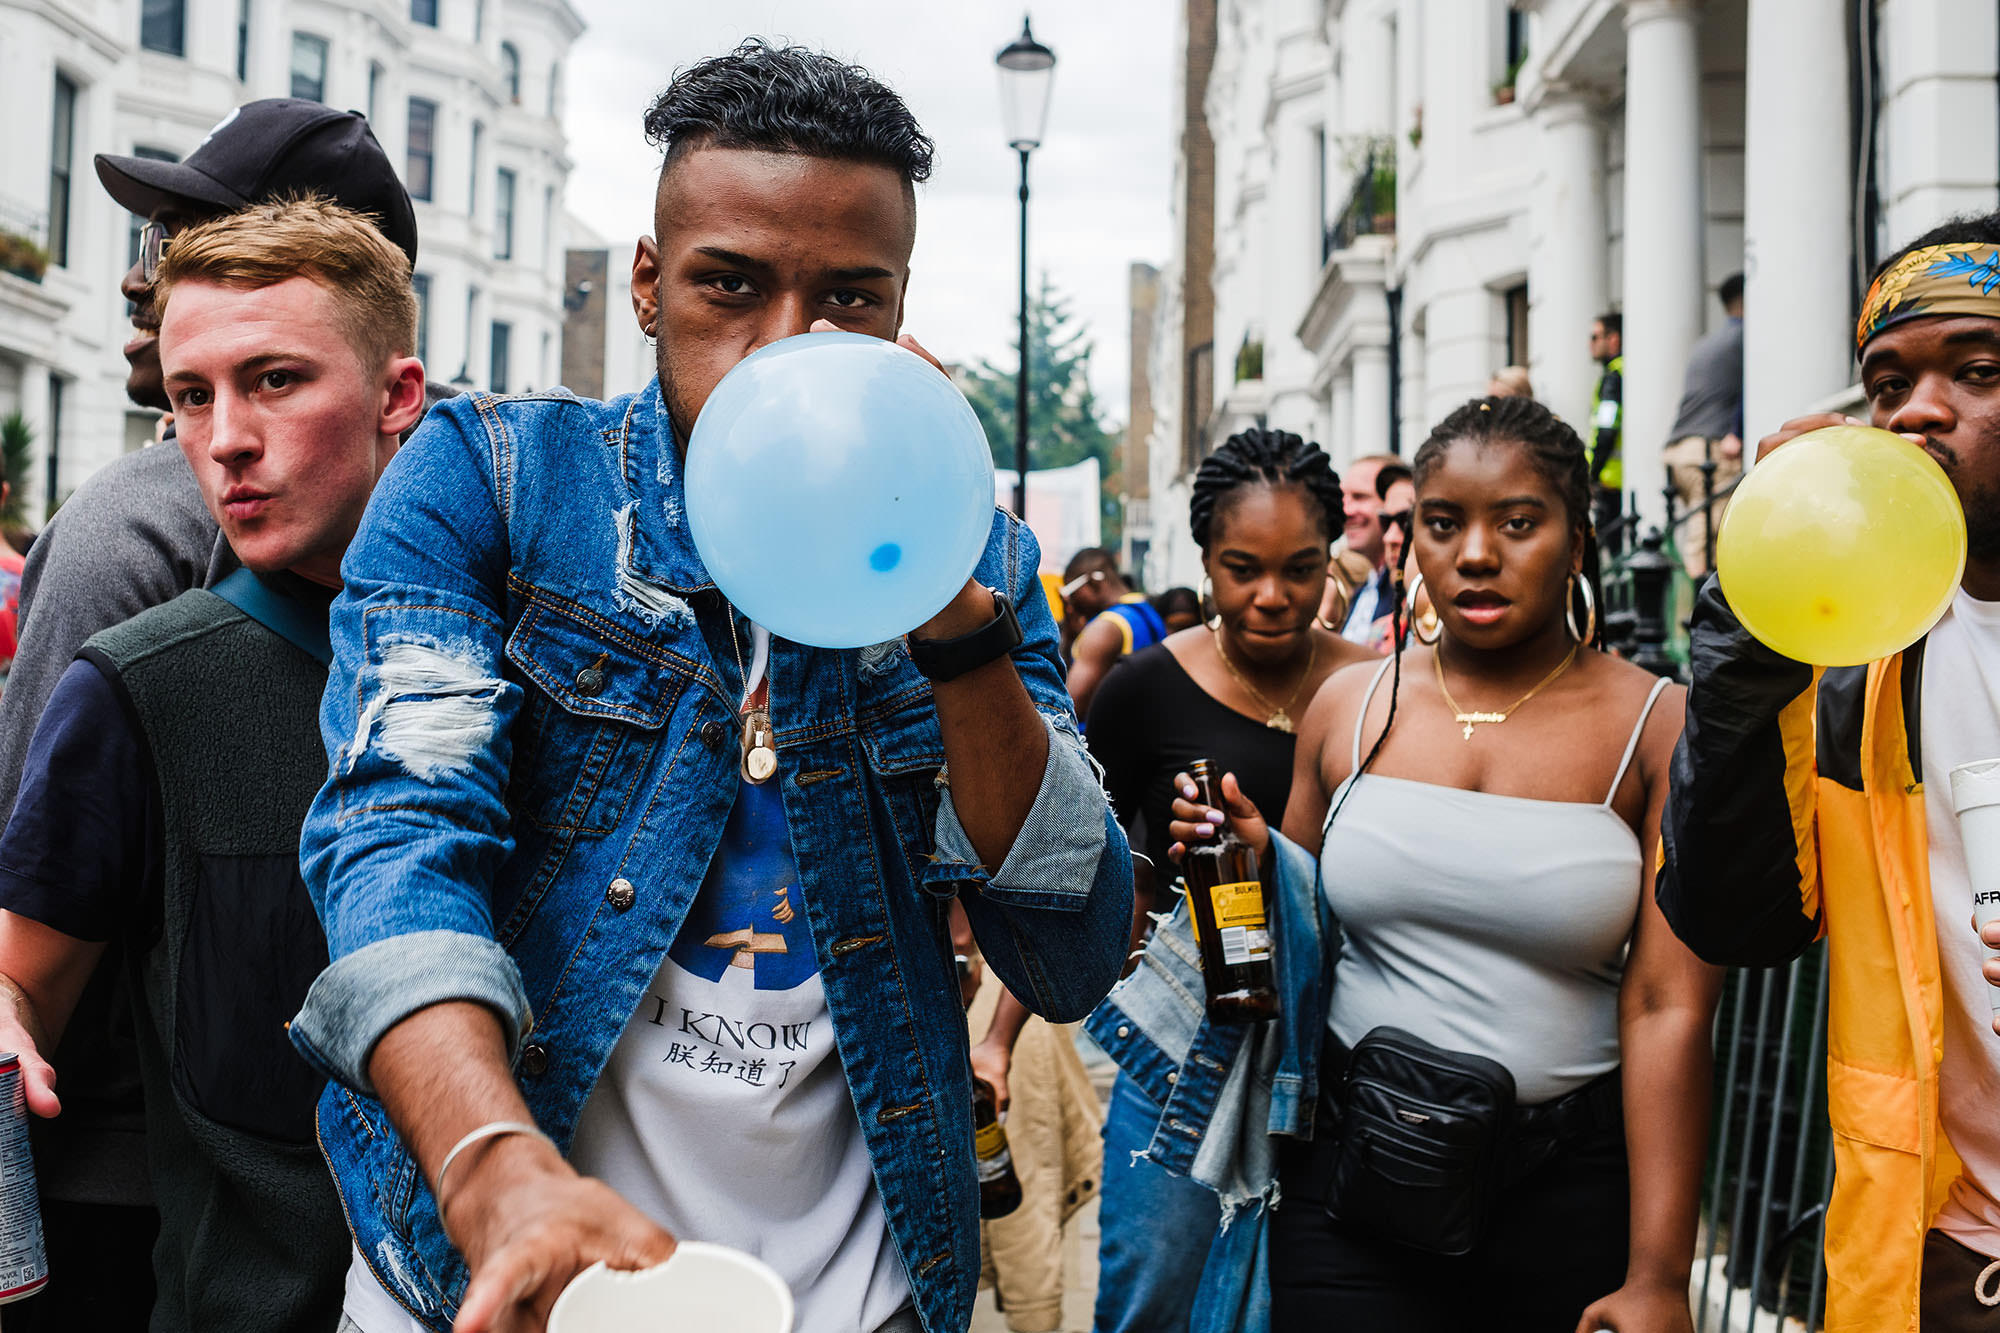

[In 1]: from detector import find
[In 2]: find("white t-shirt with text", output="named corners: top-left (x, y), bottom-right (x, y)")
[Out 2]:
top-left (1923, 589), bottom-right (2000, 1259)
top-left (341, 778), bottom-right (909, 1333)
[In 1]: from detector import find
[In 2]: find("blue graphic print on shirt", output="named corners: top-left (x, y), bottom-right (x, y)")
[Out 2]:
top-left (667, 780), bottom-right (818, 990)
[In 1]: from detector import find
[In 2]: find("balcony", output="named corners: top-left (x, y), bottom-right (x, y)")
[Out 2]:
top-left (1322, 151), bottom-right (1397, 264)
top-left (0, 201), bottom-right (51, 285)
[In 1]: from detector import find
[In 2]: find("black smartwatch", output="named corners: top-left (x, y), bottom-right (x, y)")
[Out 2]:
top-left (907, 590), bottom-right (1023, 682)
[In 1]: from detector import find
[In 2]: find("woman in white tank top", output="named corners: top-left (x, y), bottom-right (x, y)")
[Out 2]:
top-left (1165, 397), bottom-right (1722, 1332)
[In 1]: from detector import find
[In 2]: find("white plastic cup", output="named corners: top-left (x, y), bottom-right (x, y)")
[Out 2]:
top-left (1950, 758), bottom-right (2000, 1014)
top-left (547, 1242), bottom-right (793, 1333)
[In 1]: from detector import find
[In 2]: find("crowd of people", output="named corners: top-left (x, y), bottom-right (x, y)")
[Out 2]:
top-left (0, 30), bottom-right (1995, 1333)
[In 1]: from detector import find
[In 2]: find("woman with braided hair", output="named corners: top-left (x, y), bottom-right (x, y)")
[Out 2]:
top-left (1077, 426), bottom-right (1371, 1333)
top-left (1158, 396), bottom-right (1720, 1330)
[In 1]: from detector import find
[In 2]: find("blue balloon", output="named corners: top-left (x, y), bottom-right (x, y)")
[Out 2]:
top-left (685, 331), bottom-right (997, 649)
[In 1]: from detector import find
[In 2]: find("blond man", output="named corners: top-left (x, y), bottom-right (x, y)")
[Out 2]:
top-left (0, 197), bottom-right (423, 1333)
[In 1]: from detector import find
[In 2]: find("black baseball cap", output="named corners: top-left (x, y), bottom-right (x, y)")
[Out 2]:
top-left (94, 99), bottom-right (418, 264)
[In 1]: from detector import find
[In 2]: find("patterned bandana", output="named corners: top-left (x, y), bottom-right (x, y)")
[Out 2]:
top-left (1857, 242), bottom-right (2000, 351)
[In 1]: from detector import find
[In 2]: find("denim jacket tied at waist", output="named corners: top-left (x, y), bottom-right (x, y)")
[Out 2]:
top-left (1083, 830), bottom-right (1333, 1333)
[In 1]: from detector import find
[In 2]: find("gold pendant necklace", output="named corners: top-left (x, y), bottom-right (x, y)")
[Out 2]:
top-left (1432, 642), bottom-right (1579, 740)
top-left (726, 614), bottom-right (778, 784)
top-left (741, 701), bottom-right (777, 784)
top-left (1211, 624), bottom-right (1316, 733)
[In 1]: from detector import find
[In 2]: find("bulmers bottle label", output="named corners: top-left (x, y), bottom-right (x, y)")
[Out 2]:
top-left (1209, 880), bottom-right (1270, 966)
top-left (975, 1121), bottom-right (1013, 1181)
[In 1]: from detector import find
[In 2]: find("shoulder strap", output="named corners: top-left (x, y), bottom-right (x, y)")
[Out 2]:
top-left (210, 568), bottom-right (332, 665)
top-left (1604, 675), bottom-right (1671, 806)
top-left (1351, 656), bottom-right (1396, 771)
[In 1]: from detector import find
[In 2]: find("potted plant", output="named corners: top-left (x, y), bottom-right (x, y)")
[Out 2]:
top-left (0, 232), bottom-right (49, 282)
top-left (1369, 163), bottom-right (1397, 233)
top-left (1493, 52), bottom-right (1528, 106)
top-left (1, 412), bottom-right (33, 545)
top-left (1234, 337), bottom-right (1264, 384)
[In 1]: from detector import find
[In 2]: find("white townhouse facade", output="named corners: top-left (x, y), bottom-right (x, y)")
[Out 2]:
top-left (0, 0), bottom-right (582, 519)
top-left (1140, 0), bottom-right (2000, 592)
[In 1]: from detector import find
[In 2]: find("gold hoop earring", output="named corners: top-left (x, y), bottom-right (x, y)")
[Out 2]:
top-left (1407, 573), bottom-right (1440, 645)
top-left (1201, 576), bottom-right (1221, 631)
top-left (1566, 574), bottom-right (1598, 645)
top-left (1315, 573), bottom-right (1349, 632)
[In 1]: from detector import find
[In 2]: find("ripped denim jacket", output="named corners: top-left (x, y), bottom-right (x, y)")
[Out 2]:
top-left (1083, 831), bottom-right (1334, 1333)
top-left (290, 381), bottom-right (1133, 1333)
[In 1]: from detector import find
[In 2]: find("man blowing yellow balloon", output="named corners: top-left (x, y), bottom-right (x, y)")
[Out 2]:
top-left (1657, 211), bottom-right (2000, 1333)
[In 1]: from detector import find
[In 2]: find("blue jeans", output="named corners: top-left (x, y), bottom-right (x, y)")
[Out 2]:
top-left (1093, 1070), bottom-right (1221, 1333)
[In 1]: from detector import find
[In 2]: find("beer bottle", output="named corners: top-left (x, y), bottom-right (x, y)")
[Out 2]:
top-left (1181, 758), bottom-right (1279, 1023)
top-left (971, 1077), bottom-right (1023, 1218)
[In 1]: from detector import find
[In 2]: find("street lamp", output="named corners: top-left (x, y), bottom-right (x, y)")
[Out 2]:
top-left (996, 15), bottom-right (1055, 519)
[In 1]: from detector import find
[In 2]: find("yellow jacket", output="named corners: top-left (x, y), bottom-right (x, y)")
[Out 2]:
top-left (1659, 579), bottom-right (1956, 1332)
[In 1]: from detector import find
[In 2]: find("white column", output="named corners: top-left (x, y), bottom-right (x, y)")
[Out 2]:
top-left (1421, 279), bottom-right (1495, 422)
top-left (248, 1), bottom-right (293, 102)
top-left (1330, 370), bottom-right (1356, 466)
top-left (1399, 323), bottom-right (1428, 453)
top-left (16, 366), bottom-right (51, 521)
top-left (1528, 89), bottom-right (1609, 433)
top-left (1621, 0), bottom-right (1704, 526)
top-left (1341, 6), bottom-right (1393, 137)
top-left (1351, 343), bottom-right (1393, 455)
top-left (1741, 0), bottom-right (1852, 449)
top-left (1263, 106), bottom-right (1323, 434)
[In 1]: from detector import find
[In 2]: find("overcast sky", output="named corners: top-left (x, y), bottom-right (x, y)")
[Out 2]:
top-left (561, 1), bottom-right (1174, 426)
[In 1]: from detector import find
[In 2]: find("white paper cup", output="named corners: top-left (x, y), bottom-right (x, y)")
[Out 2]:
top-left (1950, 758), bottom-right (2000, 1013)
top-left (547, 1242), bottom-right (794, 1333)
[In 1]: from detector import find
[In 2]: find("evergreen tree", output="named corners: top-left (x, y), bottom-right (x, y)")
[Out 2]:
top-left (957, 277), bottom-right (1123, 546)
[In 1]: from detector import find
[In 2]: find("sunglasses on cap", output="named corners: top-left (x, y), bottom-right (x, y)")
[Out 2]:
top-left (1060, 569), bottom-right (1108, 599)
top-left (138, 220), bottom-right (173, 284)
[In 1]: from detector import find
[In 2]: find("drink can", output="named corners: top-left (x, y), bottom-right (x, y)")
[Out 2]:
top-left (0, 1055), bottom-right (46, 1304)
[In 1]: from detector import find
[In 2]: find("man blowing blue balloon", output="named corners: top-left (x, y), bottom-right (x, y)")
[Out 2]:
top-left (290, 41), bottom-right (1132, 1333)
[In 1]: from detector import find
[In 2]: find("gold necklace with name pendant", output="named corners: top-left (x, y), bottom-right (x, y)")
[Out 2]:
top-left (1431, 642), bottom-right (1578, 741)
top-left (1210, 624), bottom-right (1317, 733)
top-left (726, 614), bottom-right (778, 784)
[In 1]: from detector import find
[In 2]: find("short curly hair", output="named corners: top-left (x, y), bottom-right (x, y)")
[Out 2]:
top-left (644, 40), bottom-right (935, 188)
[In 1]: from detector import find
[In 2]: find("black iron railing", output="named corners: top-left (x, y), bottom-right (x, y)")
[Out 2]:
top-left (1322, 150), bottom-right (1396, 263)
top-left (1695, 955), bottom-right (1835, 1331)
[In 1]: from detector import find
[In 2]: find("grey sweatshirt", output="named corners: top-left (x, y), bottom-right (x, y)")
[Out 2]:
top-left (0, 439), bottom-right (230, 1207)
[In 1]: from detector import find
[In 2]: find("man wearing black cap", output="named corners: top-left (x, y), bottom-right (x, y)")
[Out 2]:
top-left (0, 99), bottom-right (415, 1333)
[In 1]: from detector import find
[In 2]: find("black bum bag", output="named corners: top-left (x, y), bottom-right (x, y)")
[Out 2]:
top-left (1299, 1027), bottom-right (1622, 1257)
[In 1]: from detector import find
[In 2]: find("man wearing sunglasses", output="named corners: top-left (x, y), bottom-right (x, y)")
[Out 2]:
top-left (1062, 548), bottom-right (1165, 718)
top-left (0, 98), bottom-right (414, 1332)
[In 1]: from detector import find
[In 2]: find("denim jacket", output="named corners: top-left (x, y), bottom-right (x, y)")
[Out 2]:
top-left (290, 382), bottom-right (1133, 1333)
top-left (1083, 831), bottom-right (1332, 1333)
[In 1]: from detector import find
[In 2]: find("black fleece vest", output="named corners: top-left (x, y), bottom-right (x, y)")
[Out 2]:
top-left (83, 587), bottom-right (346, 1333)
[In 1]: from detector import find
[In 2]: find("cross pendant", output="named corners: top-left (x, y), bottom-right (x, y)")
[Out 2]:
top-left (1460, 719), bottom-right (1475, 741)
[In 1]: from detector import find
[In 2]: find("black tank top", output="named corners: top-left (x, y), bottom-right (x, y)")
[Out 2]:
top-left (1084, 643), bottom-right (1297, 871)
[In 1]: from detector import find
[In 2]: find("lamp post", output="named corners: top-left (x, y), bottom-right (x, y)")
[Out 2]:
top-left (996, 16), bottom-right (1055, 519)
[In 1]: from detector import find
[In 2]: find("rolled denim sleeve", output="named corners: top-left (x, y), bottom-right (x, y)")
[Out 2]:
top-left (933, 709), bottom-right (1108, 907)
top-left (933, 513), bottom-right (1132, 1022)
top-left (291, 397), bottom-right (531, 1094)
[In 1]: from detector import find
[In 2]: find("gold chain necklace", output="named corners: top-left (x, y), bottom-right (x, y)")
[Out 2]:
top-left (1210, 624), bottom-right (1317, 733)
top-left (1432, 642), bottom-right (1578, 741)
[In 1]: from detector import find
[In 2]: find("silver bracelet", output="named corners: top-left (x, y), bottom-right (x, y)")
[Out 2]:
top-left (433, 1119), bottom-right (554, 1215)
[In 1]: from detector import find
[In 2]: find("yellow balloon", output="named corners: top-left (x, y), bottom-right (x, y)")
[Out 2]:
top-left (1716, 425), bottom-right (1965, 666)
